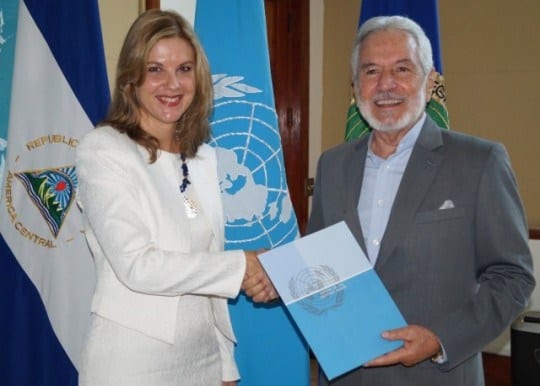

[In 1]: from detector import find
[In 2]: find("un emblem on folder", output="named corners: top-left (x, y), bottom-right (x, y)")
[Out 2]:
top-left (289, 265), bottom-right (345, 315)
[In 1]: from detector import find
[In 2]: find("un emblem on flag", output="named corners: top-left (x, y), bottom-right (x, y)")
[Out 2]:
top-left (210, 97), bottom-right (299, 250)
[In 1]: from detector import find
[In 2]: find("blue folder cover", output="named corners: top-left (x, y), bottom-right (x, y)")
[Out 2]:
top-left (258, 221), bottom-right (407, 380)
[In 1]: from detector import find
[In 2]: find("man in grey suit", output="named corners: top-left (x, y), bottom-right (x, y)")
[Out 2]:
top-left (308, 15), bottom-right (535, 386)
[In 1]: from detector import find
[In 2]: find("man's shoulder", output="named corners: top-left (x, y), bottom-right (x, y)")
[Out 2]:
top-left (441, 127), bottom-right (504, 155)
top-left (433, 126), bottom-right (511, 172)
top-left (322, 135), bottom-right (368, 159)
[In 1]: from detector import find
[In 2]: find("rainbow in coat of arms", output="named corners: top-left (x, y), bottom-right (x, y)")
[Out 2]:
top-left (14, 166), bottom-right (77, 238)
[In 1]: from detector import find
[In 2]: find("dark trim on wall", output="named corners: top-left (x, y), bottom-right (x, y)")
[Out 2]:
top-left (482, 353), bottom-right (511, 386)
top-left (530, 229), bottom-right (540, 240)
top-left (145, 0), bottom-right (159, 10)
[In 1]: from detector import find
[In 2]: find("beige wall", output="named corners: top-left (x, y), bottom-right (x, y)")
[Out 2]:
top-left (321, 0), bottom-right (540, 228)
top-left (98, 0), bottom-right (540, 228)
top-left (98, 0), bottom-right (141, 91)
top-left (440, 0), bottom-right (540, 229)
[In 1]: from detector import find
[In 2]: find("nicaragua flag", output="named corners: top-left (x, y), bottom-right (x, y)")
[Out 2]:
top-left (160, 0), bottom-right (310, 384)
top-left (345, 0), bottom-right (449, 141)
top-left (0, 0), bottom-right (109, 385)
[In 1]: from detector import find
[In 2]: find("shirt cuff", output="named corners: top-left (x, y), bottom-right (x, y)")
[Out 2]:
top-left (431, 343), bottom-right (448, 364)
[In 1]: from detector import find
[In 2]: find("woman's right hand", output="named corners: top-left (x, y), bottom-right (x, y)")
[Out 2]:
top-left (242, 251), bottom-right (278, 303)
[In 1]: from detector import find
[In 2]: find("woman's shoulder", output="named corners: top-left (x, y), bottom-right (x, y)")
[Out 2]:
top-left (78, 125), bottom-right (133, 152)
top-left (195, 142), bottom-right (217, 162)
top-left (76, 125), bottom-right (143, 168)
top-left (197, 142), bottom-right (215, 156)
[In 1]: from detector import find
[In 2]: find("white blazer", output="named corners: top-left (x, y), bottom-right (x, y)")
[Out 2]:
top-left (76, 126), bottom-right (246, 379)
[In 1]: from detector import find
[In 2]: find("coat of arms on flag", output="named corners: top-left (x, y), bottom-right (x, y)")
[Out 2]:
top-left (14, 166), bottom-right (77, 238)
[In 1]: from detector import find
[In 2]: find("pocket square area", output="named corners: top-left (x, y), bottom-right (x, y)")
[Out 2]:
top-left (439, 200), bottom-right (455, 210)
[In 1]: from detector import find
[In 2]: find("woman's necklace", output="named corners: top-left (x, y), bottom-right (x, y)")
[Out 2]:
top-left (180, 154), bottom-right (198, 219)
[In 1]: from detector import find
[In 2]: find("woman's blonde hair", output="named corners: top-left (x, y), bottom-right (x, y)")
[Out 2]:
top-left (102, 9), bottom-right (213, 161)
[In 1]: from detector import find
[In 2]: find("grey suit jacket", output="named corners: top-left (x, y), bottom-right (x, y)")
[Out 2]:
top-left (307, 117), bottom-right (535, 386)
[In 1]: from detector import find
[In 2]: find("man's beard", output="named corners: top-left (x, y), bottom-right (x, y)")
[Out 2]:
top-left (357, 85), bottom-right (428, 133)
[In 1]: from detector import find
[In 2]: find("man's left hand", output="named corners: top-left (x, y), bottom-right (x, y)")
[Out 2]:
top-left (364, 324), bottom-right (441, 367)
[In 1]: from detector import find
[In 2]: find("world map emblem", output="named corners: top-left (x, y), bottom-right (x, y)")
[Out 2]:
top-left (289, 265), bottom-right (345, 315)
top-left (209, 74), bottom-right (299, 250)
top-left (14, 166), bottom-right (77, 238)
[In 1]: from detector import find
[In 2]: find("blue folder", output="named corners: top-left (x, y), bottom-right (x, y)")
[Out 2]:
top-left (259, 221), bottom-right (407, 380)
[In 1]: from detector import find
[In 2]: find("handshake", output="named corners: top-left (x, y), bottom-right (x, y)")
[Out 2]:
top-left (242, 251), bottom-right (278, 303)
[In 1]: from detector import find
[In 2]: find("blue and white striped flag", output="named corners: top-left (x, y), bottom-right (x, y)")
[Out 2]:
top-left (0, 0), bottom-right (109, 384)
top-left (162, 1), bottom-right (310, 384)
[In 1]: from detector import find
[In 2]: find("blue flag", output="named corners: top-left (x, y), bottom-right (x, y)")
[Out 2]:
top-left (0, 0), bottom-right (109, 385)
top-left (359, 0), bottom-right (443, 72)
top-left (193, 1), bottom-right (310, 385)
top-left (160, 2), bottom-right (310, 384)
top-left (345, 0), bottom-right (448, 140)
top-left (0, 1), bottom-right (17, 174)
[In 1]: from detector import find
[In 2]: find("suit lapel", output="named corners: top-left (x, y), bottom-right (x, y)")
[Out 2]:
top-left (344, 139), bottom-right (369, 255)
top-left (375, 119), bottom-right (444, 269)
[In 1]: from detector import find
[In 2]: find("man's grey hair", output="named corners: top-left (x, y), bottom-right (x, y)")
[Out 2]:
top-left (350, 15), bottom-right (434, 86)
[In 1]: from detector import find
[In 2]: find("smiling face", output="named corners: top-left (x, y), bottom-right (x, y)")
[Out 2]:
top-left (136, 37), bottom-right (195, 147)
top-left (355, 29), bottom-right (433, 133)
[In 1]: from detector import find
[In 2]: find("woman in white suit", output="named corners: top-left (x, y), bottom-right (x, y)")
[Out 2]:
top-left (76, 9), bottom-right (275, 386)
